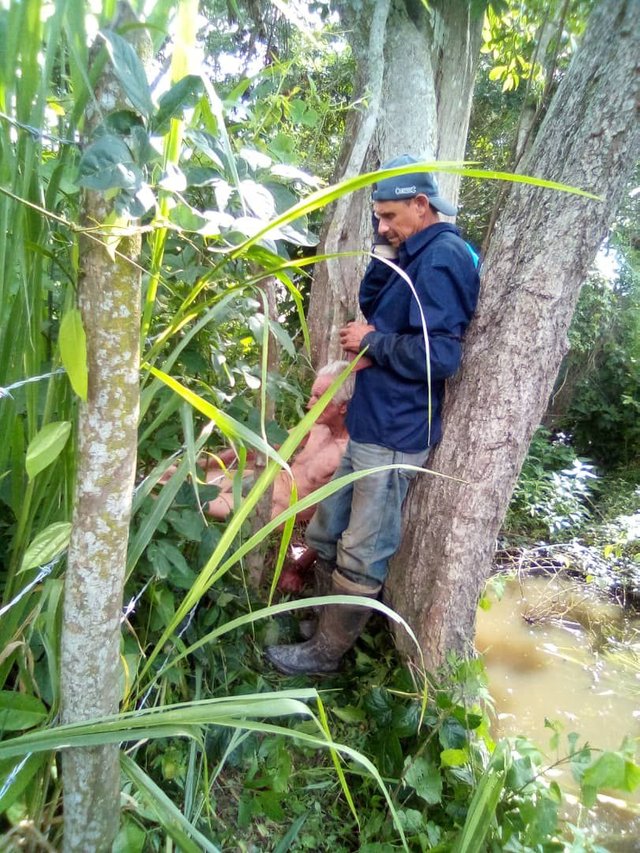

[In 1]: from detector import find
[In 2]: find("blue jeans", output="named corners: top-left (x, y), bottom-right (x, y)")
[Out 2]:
top-left (305, 440), bottom-right (429, 585)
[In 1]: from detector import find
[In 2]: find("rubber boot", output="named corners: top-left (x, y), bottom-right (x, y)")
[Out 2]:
top-left (266, 571), bottom-right (382, 675)
top-left (298, 557), bottom-right (335, 640)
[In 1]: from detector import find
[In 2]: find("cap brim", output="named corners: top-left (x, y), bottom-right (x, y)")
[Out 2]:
top-left (429, 196), bottom-right (457, 216)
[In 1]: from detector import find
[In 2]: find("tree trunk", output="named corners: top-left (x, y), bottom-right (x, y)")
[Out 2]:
top-left (386, 0), bottom-right (640, 669)
top-left (59, 11), bottom-right (149, 851)
top-left (307, 0), bottom-right (484, 365)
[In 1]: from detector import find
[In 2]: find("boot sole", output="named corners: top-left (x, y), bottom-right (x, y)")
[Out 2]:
top-left (265, 646), bottom-right (340, 676)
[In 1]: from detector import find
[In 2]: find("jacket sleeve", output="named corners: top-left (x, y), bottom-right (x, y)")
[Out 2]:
top-left (359, 258), bottom-right (395, 320)
top-left (361, 329), bottom-right (462, 382)
top-left (361, 262), bottom-right (474, 381)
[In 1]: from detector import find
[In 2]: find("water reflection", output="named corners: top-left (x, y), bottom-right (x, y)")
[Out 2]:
top-left (476, 573), bottom-right (640, 847)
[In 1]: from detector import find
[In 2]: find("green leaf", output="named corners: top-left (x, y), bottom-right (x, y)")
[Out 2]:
top-left (391, 703), bottom-right (420, 738)
top-left (365, 687), bottom-right (394, 726)
top-left (167, 509), bottom-right (204, 542)
top-left (332, 705), bottom-right (366, 724)
top-left (153, 74), bottom-right (204, 132)
top-left (20, 522), bottom-right (72, 573)
top-left (397, 808), bottom-right (425, 834)
top-left (101, 30), bottom-right (153, 117)
top-left (581, 751), bottom-right (640, 807)
top-left (371, 731), bottom-right (403, 778)
top-left (440, 748), bottom-right (469, 767)
top-left (301, 107), bottom-right (319, 128)
top-left (59, 307), bottom-right (88, 400)
top-left (168, 202), bottom-right (209, 231)
top-left (185, 129), bottom-right (225, 169)
top-left (404, 756), bottom-right (443, 805)
top-left (113, 817), bottom-right (147, 853)
top-left (78, 134), bottom-right (142, 191)
top-left (25, 421), bottom-right (72, 480)
top-left (0, 691), bottom-right (48, 731)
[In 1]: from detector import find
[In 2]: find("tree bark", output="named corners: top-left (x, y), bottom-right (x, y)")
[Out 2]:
top-left (307, 0), bottom-right (485, 365)
top-left (387, 0), bottom-right (640, 669)
top-left (59, 10), bottom-right (149, 851)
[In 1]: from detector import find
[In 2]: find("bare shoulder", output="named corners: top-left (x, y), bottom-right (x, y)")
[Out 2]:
top-left (300, 424), bottom-right (333, 452)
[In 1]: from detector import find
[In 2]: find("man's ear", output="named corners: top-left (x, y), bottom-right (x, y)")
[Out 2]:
top-left (413, 194), bottom-right (430, 213)
top-left (339, 402), bottom-right (348, 415)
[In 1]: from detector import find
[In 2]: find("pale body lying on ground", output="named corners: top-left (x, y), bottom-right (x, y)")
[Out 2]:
top-left (206, 372), bottom-right (349, 522)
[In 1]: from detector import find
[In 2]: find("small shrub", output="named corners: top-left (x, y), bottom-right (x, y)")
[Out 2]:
top-left (505, 428), bottom-right (599, 540)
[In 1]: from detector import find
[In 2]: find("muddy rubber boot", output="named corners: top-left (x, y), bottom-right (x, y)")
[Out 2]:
top-left (298, 557), bottom-right (335, 640)
top-left (266, 571), bottom-right (382, 675)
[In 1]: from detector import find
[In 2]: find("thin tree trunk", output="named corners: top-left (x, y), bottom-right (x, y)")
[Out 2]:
top-left (308, 0), bottom-right (484, 365)
top-left (387, 0), bottom-right (640, 670)
top-left (59, 10), bottom-right (149, 850)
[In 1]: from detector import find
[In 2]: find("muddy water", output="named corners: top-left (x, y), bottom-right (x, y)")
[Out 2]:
top-left (476, 574), bottom-right (640, 848)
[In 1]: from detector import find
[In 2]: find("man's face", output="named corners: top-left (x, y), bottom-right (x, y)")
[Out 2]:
top-left (373, 197), bottom-right (426, 247)
top-left (307, 376), bottom-right (344, 426)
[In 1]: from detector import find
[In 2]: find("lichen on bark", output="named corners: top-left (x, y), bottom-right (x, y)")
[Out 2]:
top-left (59, 6), bottom-right (149, 850)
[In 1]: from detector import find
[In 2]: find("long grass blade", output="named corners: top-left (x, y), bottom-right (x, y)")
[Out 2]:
top-left (121, 752), bottom-right (220, 853)
top-left (228, 163), bottom-right (601, 257)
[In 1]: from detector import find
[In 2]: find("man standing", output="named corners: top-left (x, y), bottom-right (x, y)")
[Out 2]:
top-left (266, 155), bottom-right (480, 675)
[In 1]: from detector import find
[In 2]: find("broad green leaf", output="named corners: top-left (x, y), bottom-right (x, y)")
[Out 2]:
top-left (168, 202), bottom-right (209, 231)
top-left (404, 756), bottom-right (443, 805)
top-left (59, 308), bottom-right (88, 399)
top-left (581, 751), bottom-right (640, 807)
top-left (372, 731), bottom-right (403, 777)
top-left (331, 705), bottom-right (366, 724)
top-left (0, 691), bottom-right (48, 731)
top-left (78, 134), bottom-right (142, 191)
top-left (113, 820), bottom-right (146, 853)
top-left (185, 129), bottom-right (225, 169)
top-left (100, 30), bottom-right (153, 117)
top-left (20, 522), bottom-right (71, 573)
top-left (25, 421), bottom-right (72, 480)
top-left (397, 808), bottom-right (425, 834)
top-left (152, 74), bottom-right (204, 133)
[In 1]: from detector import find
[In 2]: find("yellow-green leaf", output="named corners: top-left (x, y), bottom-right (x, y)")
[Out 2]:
top-left (440, 748), bottom-right (468, 767)
top-left (25, 421), bottom-right (72, 480)
top-left (20, 522), bottom-right (71, 573)
top-left (59, 308), bottom-right (88, 400)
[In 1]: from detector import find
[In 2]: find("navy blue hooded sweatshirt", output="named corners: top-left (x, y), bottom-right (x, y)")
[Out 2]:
top-left (346, 222), bottom-right (480, 453)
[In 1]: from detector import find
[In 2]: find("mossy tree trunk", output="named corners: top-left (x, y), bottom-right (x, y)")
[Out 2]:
top-left (59, 11), bottom-right (148, 851)
top-left (386, 0), bottom-right (640, 669)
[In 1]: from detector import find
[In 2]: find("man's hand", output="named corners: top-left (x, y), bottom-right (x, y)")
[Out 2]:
top-left (339, 321), bottom-right (376, 353)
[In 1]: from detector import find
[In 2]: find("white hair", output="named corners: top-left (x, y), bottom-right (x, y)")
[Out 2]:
top-left (316, 360), bottom-right (356, 406)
